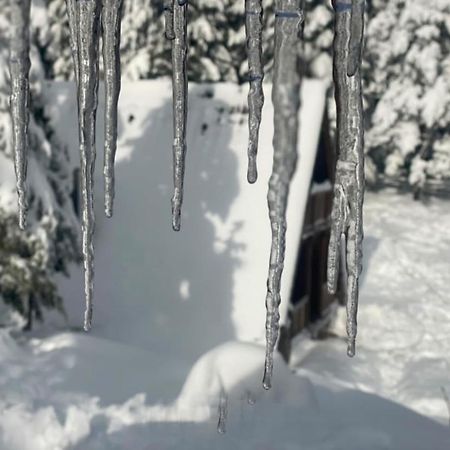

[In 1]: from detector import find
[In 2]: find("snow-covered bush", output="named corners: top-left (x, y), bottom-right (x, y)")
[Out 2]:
top-left (363, 0), bottom-right (450, 188)
top-left (0, 5), bottom-right (79, 327)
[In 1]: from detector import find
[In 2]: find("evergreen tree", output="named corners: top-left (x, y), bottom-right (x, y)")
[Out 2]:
top-left (29, 0), bottom-right (450, 191)
top-left (0, 4), bottom-right (79, 328)
top-left (363, 0), bottom-right (450, 190)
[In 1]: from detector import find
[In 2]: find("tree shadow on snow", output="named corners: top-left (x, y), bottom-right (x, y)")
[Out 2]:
top-left (80, 82), bottom-right (244, 402)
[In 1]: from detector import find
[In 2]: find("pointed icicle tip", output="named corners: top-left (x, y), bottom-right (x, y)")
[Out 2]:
top-left (83, 308), bottom-right (92, 332)
top-left (347, 338), bottom-right (356, 357)
top-left (18, 204), bottom-right (27, 230)
top-left (105, 206), bottom-right (113, 219)
top-left (172, 202), bottom-right (181, 231)
top-left (172, 219), bottom-right (181, 232)
top-left (247, 156), bottom-right (258, 184)
top-left (262, 369), bottom-right (272, 390)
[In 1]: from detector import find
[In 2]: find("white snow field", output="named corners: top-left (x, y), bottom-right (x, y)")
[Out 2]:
top-left (0, 81), bottom-right (449, 449)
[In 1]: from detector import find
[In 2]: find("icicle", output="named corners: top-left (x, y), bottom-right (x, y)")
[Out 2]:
top-left (263, 0), bottom-right (304, 390)
top-left (102, 0), bottom-right (123, 218)
top-left (347, 0), bottom-right (364, 77)
top-left (170, 0), bottom-right (188, 231)
top-left (76, 0), bottom-right (102, 331)
top-left (9, 0), bottom-right (31, 230)
top-left (245, 0), bottom-right (264, 184)
top-left (327, 0), bottom-right (365, 357)
top-left (66, 0), bottom-right (79, 83)
top-left (217, 387), bottom-right (228, 434)
top-left (164, 0), bottom-right (175, 40)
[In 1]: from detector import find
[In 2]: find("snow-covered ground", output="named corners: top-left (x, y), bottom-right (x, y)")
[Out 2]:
top-left (2, 190), bottom-right (449, 450)
top-left (294, 190), bottom-right (450, 425)
top-left (0, 81), bottom-right (450, 449)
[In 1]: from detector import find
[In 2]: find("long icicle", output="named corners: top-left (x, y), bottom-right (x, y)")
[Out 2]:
top-left (9, 0), bottom-right (31, 230)
top-left (171, 0), bottom-right (188, 231)
top-left (76, 0), bottom-right (102, 331)
top-left (102, 0), bottom-right (123, 218)
top-left (263, 0), bottom-right (304, 390)
top-left (245, 0), bottom-right (264, 184)
top-left (327, 0), bottom-right (365, 357)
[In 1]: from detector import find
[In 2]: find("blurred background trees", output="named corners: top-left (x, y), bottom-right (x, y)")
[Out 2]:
top-left (39, 0), bottom-right (450, 190)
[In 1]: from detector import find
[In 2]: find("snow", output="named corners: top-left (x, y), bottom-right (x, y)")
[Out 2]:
top-left (0, 152), bottom-right (18, 214)
top-left (1, 80), bottom-right (450, 448)
top-left (293, 190), bottom-right (450, 425)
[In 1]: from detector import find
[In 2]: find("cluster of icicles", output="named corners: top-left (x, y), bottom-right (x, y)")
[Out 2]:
top-left (9, 0), bottom-right (364, 392)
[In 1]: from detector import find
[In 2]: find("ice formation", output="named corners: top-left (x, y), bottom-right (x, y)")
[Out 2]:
top-left (169, 0), bottom-right (188, 232)
top-left (327, 0), bottom-right (365, 357)
top-left (9, 0), bottom-right (31, 230)
top-left (102, 0), bottom-right (124, 218)
top-left (8, 0), bottom-right (366, 373)
top-left (263, 0), bottom-right (304, 390)
top-left (65, 0), bottom-right (124, 329)
top-left (72, 0), bottom-right (102, 331)
top-left (245, 0), bottom-right (265, 184)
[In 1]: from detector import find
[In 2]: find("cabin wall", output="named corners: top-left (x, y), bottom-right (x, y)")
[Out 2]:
top-left (278, 110), bottom-right (344, 361)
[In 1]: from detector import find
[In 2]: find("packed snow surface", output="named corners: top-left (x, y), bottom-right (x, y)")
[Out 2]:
top-left (0, 81), bottom-right (449, 449)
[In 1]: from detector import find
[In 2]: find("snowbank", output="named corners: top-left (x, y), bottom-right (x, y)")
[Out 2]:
top-left (1, 329), bottom-right (449, 450)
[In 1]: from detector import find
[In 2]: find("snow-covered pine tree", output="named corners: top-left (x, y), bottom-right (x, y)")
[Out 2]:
top-left (32, 0), bottom-right (73, 79)
top-left (123, 0), bottom-right (257, 83)
top-left (36, 0), bottom-right (330, 83)
top-left (363, 0), bottom-right (450, 191)
top-left (0, 5), bottom-right (79, 328)
top-left (120, 0), bottom-right (163, 80)
top-left (35, 0), bottom-right (450, 192)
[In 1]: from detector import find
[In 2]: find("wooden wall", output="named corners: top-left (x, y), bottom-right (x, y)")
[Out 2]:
top-left (278, 110), bottom-right (344, 361)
